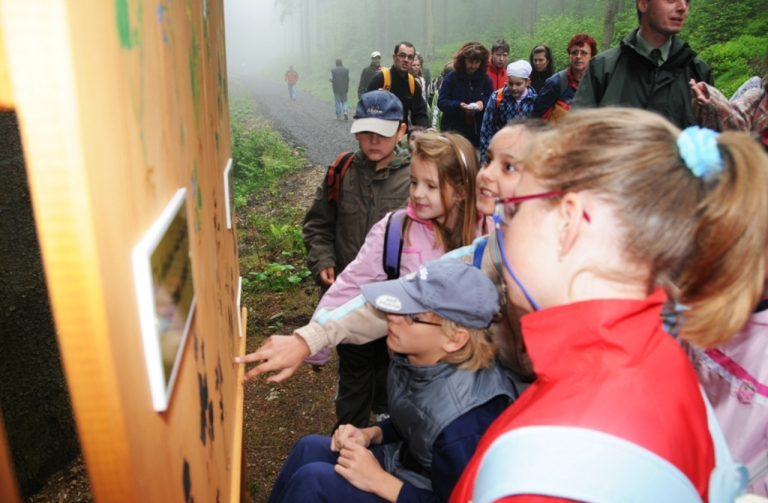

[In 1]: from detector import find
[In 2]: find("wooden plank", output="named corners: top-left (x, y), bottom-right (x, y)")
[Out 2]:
top-left (233, 307), bottom-right (249, 503)
top-left (0, 12), bottom-right (12, 110)
top-left (1, 0), bottom-right (241, 500)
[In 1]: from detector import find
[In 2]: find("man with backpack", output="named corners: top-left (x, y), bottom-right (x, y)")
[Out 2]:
top-left (329, 57), bottom-right (351, 121)
top-left (572, 0), bottom-right (712, 129)
top-left (365, 41), bottom-right (431, 128)
top-left (302, 90), bottom-right (410, 428)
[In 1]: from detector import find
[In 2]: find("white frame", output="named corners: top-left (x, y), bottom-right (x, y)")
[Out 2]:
top-left (237, 276), bottom-right (243, 337)
top-left (223, 158), bottom-right (234, 229)
top-left (132, 188), bottom-right (196, 412)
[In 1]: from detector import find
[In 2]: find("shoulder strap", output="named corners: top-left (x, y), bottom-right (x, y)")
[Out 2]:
top-left (383, 209), bottom-right (407, 280)
top-left (382, 67), bottom-right (391, 91)
top-left (473, 426), bottom-right (704, 503)
top-left (473, 236), bottom-right (488, 269)
top-left (557, 69), bottom-right (569, 99)
top-left (326, 152), bottom-right (355, 207)
top-left (493, 88), bottom-right (505, 129)
top-left (408, 74), bottom-right (415, 95)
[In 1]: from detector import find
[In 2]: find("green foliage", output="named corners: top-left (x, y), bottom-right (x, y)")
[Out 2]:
top-left (230, 95), bottom-right (305, 208)
top-left (243, 263), bottom-right (311, 293)
top-left (230, 89), bottom-right (312, 294)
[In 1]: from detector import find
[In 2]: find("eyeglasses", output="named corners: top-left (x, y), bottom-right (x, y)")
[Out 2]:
top-left (397, 53), bottom-right (416, 60)
top-left (494, 191), bottom-right (591, 226)
top-left (404, 313), bottom-right (442, 326)
top-left (569, 49), bottom-right (590, 57)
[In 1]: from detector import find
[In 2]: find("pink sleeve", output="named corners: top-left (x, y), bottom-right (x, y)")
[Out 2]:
top-left (314, 215), bottom-right (389, 314)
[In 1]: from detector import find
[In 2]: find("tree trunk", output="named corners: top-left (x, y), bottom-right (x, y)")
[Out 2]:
top-left (376, 0), bottom-right (384, 54)
top-left (529, 0), bottom-right (537, 35)
top-left (560, 0), bottom-right (566, 15)
top-left (425, 0), bottom-right (435, 61)
top-left (602, 0), bottom-right (619, 52)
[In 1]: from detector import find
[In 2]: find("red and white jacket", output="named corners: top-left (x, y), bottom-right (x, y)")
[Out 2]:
top-left (449, 289), bottom-right (715, 503)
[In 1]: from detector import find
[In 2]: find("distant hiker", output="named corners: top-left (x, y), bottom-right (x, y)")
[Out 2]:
top-left (487, 39), bottom-right (510, 92)
top-left (366, 41), bottom-right (431, 128)
top-left (416, 51), bottom-right (431, 92)
top-left (329, 57), bottom-right (351, 121)
top-left (302, 91), bottom-right (411, 428)
top-left (358, 51), bottom-right (382, 100)
top-left (533, 33), bottom-right (597, 123)
top-left (573, 0), bottom-right (712, 129)
top-left (285, 65), bottom-right (299, 101)
top-left (529, 45), bottom-right (554, 94)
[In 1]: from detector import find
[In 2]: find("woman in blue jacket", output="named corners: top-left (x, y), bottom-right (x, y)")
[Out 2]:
top-left (437, 42), bottom-right (493, 148)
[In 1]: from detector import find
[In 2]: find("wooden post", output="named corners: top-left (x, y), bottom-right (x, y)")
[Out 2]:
top-left (0, 0), bottom-right (245, 501)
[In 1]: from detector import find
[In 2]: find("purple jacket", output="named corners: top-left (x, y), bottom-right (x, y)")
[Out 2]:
top-left (693, 307), bottom-right (768, 496)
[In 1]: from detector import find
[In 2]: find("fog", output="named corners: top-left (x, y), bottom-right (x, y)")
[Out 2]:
top-left (224, 0), bottom-right (287, 75)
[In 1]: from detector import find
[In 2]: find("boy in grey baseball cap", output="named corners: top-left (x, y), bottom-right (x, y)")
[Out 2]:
top-left (267, 259), bottom-right (514, 502)
top-left (361, 259), bottom-right (500, 330)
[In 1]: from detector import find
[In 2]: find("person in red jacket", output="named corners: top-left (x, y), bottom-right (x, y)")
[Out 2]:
top-left (487, 39), bottom-right (509, 92)
top-left (450, 108), bottom-right (768, 503)
top-left (285, 65), bottom-right (299, 101)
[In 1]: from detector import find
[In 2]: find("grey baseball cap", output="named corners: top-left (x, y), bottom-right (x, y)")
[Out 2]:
top-left (350, 90), bottom-right (403, 137)
top-left (360, 260), bottom-right (500, 329)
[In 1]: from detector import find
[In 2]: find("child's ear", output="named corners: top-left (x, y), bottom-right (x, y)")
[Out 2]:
top-left (442, 328), bottom-right (470, 354)
top-left (396, 123), bottom-right (408, 142)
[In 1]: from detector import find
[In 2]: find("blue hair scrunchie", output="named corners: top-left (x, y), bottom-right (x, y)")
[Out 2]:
top-left (676, 126), bottom-right (723, 178)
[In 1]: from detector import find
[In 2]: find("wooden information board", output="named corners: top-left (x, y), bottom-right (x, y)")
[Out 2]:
top-left (0, 0), bottom-right (246, 501)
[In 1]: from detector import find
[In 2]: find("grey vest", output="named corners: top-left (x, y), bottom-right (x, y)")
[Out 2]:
top-left (382, 354), bottom-right (517, 490)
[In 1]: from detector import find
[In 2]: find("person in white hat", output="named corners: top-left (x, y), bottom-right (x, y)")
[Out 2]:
top-left (358, 51), bottom-right (383, 99)
top-left (478, 60), bottom-right (538, 158)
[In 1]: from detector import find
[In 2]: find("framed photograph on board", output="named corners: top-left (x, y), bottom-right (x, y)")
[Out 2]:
top-left (132, 188), bottom-right (196, 412)
top-left (223, 158), bottom-right (234, 229)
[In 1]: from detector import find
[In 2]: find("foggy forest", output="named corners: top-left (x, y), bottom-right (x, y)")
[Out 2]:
top-left (225, 0), bottom-right (768, 102)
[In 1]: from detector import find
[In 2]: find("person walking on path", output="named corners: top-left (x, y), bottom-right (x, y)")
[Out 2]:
top-left (285, 65), bottom-right (299, 101)
top-left (366, 42), bottom-right (431, 128)
top-left (330, 58), bottom-right (351, 121)
top-left (358, 52), bottom-right (382, 100)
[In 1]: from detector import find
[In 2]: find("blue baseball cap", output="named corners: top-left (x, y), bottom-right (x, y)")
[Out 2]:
top-left (360, 260), bottom-right (500, 329)
top-left (350, 90), bottom-right (403, 137)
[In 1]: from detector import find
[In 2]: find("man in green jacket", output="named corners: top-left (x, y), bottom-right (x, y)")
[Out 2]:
top-left (572, 0), bottom-right (712, 129)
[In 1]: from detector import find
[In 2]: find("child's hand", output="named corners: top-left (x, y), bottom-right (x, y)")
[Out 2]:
top-left (689, 79), bottom-right (711, 105)
top-left (234, 334), bottom-right (310, 383)
top-left (319, 267), bottom-right (335, 286)
top-left (335, 443), bottom-right (403, 501)
top-left (331, 424), bottom-right (369, 451)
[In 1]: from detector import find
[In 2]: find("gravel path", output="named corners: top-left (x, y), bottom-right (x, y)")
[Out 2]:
top-left (236, 74), bottom-right (359, 167)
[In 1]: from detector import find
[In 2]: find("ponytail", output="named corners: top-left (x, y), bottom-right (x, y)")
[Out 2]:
top-left (525, 108), bottom-right (768, 348)
top-left (676, 132), bottom-right (768, 346)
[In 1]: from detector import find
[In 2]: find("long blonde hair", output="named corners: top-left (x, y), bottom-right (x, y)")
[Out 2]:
top-left (525, 108), bottom-right (768, 347)
top-left (407, 132), bottom-right (483, 252)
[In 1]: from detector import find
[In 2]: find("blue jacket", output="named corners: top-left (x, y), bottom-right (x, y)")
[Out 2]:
top-left (532, 70), bottom-right (577, 118)
top-left (437, 70), bottom-right (493, 147)
top-left (479, 86), bottom-right (538, 158)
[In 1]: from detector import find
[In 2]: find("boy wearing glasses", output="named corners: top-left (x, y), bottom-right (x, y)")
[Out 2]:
top-left (302, 91), bottom-right (411, 428)
top-left (366, 41), bottom-right (431, 128)
top-left (266, 260), bottom-right (516, 503)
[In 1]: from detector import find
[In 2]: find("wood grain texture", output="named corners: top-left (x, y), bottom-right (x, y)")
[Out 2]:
top-left (0, 0), bottom-right (242, 501)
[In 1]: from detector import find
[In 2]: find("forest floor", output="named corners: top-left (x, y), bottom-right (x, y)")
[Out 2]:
top-left (27, 75), bottom-right (360, 503)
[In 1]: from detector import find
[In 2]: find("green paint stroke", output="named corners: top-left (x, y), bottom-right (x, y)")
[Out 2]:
top-left (192, 161), bottom-right (201, 232)
top-left (189, 27), bottom-right (201, 132)
top-left (115, 0), bottom-right (132, 48)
